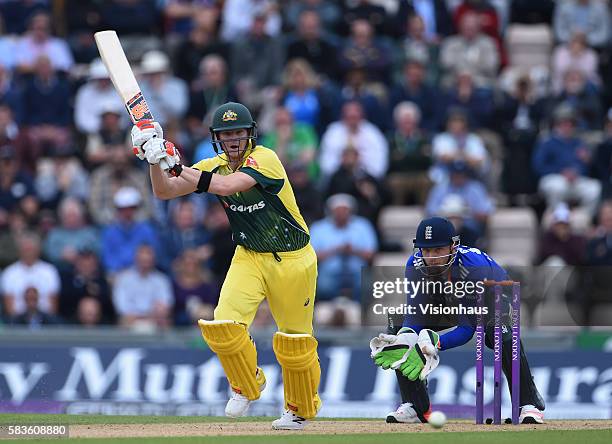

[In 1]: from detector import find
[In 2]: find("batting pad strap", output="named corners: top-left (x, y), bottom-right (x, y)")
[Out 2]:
top-left (198, 319), bottom-right (261, 400)
top-left (273, 332), bottom-right (321, 419)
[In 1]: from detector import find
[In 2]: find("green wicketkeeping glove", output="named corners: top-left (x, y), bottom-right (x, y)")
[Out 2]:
top-left (371, 327), bottom-right (418, 370)
top-left (398, 329), bottom-right (441, 380)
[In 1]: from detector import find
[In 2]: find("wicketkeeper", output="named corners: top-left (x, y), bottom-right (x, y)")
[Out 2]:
top-left (370, 216), bottom-right (545, 424)
top-left (131, 102), bottom-right (320, 430)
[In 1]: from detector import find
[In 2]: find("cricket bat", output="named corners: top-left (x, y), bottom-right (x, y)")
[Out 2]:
top-left (94, 30), bottom-right (154, 123)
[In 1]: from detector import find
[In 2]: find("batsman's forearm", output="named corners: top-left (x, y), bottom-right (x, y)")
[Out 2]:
top-left (150, 163), bottom-right (172, 198)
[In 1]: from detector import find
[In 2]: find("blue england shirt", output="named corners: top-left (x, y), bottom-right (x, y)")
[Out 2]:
top-left (402, 245), bottom-right (507, 350)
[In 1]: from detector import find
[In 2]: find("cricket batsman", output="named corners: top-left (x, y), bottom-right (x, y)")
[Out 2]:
top-left (130, 102), bottom-right (320, 430)
top-left (370, 216), bottom-right (545, 424)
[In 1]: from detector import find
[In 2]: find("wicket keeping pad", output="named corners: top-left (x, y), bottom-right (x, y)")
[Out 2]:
top-left (198, 320), bottom-right (265, 400)
top-left (273, 332), bottom-right (321, 418)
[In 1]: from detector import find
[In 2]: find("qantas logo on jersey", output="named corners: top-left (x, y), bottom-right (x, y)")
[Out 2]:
top-left (226, 201), bottom-right (266, 213)
top-left (245, 156), bottom-right (258, 168)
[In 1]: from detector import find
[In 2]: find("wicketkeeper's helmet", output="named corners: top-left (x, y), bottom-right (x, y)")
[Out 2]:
top-left (413, 216), bottom-right (460, 277)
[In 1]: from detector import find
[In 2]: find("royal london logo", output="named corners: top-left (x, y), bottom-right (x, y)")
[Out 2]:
top-left (222, 110), bottom-right (238, 122)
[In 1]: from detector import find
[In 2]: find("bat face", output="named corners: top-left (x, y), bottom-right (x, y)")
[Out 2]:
top-left (94, 30), bottom-right (154, 123)
top-left (126, 91), bottom-right (154, 122)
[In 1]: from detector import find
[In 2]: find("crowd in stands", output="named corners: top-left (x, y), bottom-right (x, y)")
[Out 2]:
top-left (0, 0), bottom-right (611, 329)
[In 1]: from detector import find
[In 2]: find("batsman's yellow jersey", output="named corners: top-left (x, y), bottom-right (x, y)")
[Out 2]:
top-left (192, 146), bottom-right (317, 334)
top-left (192, 146), bottom-right (309, 253)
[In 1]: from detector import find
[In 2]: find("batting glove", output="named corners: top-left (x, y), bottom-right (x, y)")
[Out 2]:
top-left (142, 137), bottom-right (183, 176)
top-left (131, 120), bottom-right (163, 161)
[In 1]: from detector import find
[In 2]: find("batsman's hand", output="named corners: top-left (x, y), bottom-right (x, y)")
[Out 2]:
top-left (142, 137), bottom-right (182, 173)
top-left (397, 329), bottom-right (441, 381)
top-left (131, 120), bottom-right (163, 161)
top-left (370, 327), bottom-right (418, 370)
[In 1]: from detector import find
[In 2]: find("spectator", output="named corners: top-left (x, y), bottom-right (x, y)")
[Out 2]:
top-left (10, 287), bottom-right (60, 328)
top-left (173, 6), bottom-right (229, 85)
top-left (22, 55), bottom-right (72, 153)
top-left (186, 55), bottom-right (237, 138)
top-left (592, 109), bottom-right (612, 198)
top-left (340, 67), bottom-right (388, 131)
top-left (0, 64), bottom-right (23, 122)
top-left (338, 19), bottom-right (391, 84)
top-left (220, 0), bottom-right (281, 41)
top-left (426, 160), bottom-right (493, 238)
top-left (74, 58), bottom-right (126, 135)
top-left (554, 0), bottom-right (610, 49)
top-left (552, 33), bottom-right (600, 95)
top-left (163, 0), bottom-right (217, 37)
top-left (439, 69), bottom-right (494, 130)
top-left (496, 75), bottom-right (543, 200)
top-left (15, 11), bottom-right (74, 73)
top-left (551, 69), bottom-right (602, 131)
top-left (319, 101), bottom-right (389, 179)
top-left (84, 107), bottom-right (127, 168)
top-left (395, 14), bottom-right (441, 87)
top-left (537, 203), bottom-right (586, 266)
top-left (387, 102), bottom-right (431, 205)
top-left (0, 104), bottom-right (35, 172)
top-left (326, 147), bottom-right (389, 225)
top-left (286, 10), bottom-right (338, 81)
top-left (430, 108), bottom-right (489, 183)
top-left (100, 187), bottom-right (160, 275)
top-left (0, 208), bottom-right (18, 268)
top-left (0, 144), bottom-right (37, 214)
top-left (113, 244), bottom-right (173, 329)
top-left (98, 0), bottom-right (160, 36)
top-left (395, 0), bottom-right (454, 40)
top-left (88, 144), bottom-right (153, 225)
top-left (202, 202), bottom-right (234, 284)
top-left (162, 199), bottom-right (210, 268)
top-left (390, 57), bottom-right (439, 131)
top-left (1, 232), bottom-right (60, 317)
top-left (586, 200), bottom-right (612, 265)
top-left (60, 248), bottom-right (115, 324)
top-left (438, 193), bottom-right (481, 247)
top-left (339, 0), bottom-right (388, 36)
top-left (310, 194), bottom-right (377, 301)
top-left (280, 59), bottom-right (326, 131)
top-left (286, 163), bottom-right (323, 226)
top-left (439, 11), bottom-right (499, 87)
top-left (285, 0), bottom-right (342, 32)
top-left (0, 19), bottom-right (14, 73)
top-left (75, 297), bottom-right (103, 327)
top-left (532, 105), bottom-right (601, 215)
top-left (0, 1), bottom-right (48, 35)
top-left (139, 50), bottom-right (188, 126)
top-left (229, 9), bottom-right (283, 96)
top-left (35, 145), bottom-right (90, 206)
top-left (453, 0), bottom-right (504, 65)
top-left (261, 107), bottom-right (318, 178)
top-left (172, 249), bottom-right (218, 325)
top-left (43, 197), bottom-right (98, 270)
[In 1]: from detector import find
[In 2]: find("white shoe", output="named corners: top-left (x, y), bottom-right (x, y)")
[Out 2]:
top-left (225, 369), bottom-right (266, 418)
top-left (386, 402), bottom-right (421, 423)
top-left (272, 410), bottom-right (308, 430)
top-left (519, 405), bottom-right (544, 424)
top-left (225, 392), bottom-right (252, 418)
